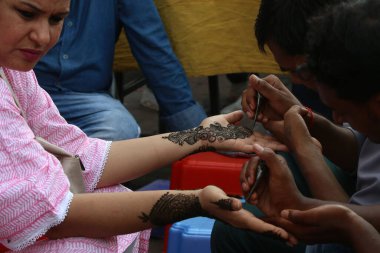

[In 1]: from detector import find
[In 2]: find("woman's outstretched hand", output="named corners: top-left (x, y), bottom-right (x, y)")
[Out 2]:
top-left (198, 111), bottom-right (288, 153)
top-left (198, 185), bottom-right (297, 246)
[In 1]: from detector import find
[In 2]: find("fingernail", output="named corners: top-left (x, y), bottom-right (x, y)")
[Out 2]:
top-left (253, 144), bottom-right (264, 152)
top-left (250, 74), bottom-right (258, 80)
top-left (281, 209), bottom-right (290, 218)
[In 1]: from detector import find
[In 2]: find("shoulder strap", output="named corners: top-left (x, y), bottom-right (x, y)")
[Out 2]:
top-left (0, 68), bottom-right (26, 118)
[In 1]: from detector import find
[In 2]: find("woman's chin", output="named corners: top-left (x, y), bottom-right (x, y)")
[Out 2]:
top-left (2, 61), bottom-right (36, 72)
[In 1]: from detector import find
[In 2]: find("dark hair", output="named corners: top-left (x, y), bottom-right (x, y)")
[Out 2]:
top-left (306, 0), bottom-right (380, 102)
top-left (255, 0), bottom-right (342, 55)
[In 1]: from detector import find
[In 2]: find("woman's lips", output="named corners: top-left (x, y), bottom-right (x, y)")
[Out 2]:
top-left (20, 49), bottom-right (43, 62)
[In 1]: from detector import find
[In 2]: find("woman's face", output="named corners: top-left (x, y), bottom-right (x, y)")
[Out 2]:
top-left (0, 0), bottom-right (70, 71)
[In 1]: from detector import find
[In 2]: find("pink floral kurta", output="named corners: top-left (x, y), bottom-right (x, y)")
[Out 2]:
top-left (0, 68), bottom-right (150, 252)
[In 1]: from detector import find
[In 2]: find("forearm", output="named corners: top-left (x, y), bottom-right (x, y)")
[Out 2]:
top-left (309, 113), bottom-right (359, 171)
top-left (343, 204), bottom-right (380, 233)
top-left (98, 132), bottom-right (205, 187)
top-left (99, 114), bottom-right (268, 188)
top-left (46, 190), bottom-right (205, 238)
top-left (348, 213), bottom-right (380, 253)
top-left (293, 145), bottom-right (348, 201)
top-left (299, 199), bottom-right (380, 233)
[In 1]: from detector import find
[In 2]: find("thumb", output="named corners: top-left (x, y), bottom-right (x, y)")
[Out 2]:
top-left (281, 209), bottom-right (318, 226)
top-left (249, 74), bottom-right (277, 101)
top-left (224, 110), bottom-right (245, 124)
top-left (252, 144), bottom-right (284, 170)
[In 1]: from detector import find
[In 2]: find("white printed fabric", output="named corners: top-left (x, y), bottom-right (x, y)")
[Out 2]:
top-left (0, 68), bottom-right (150, 252)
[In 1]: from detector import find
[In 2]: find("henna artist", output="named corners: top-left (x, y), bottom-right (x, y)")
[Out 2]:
top-left (216, 0), bottom-right (380, 253)
top-left (0, 0), bottom-right (295, 251)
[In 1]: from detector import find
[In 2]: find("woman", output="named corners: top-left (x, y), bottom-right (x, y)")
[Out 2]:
top-left (0, 0), bottom-right (293, 252)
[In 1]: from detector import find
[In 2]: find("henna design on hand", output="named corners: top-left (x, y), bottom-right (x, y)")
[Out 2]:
top-left (138, 192), bottom-right (209, 226)
top-left (191, 145), bottom-right (217, 154)
top-left (211, 198), bottom-right (234, 211)
top-left (162, 123), bottom-right (252, 146)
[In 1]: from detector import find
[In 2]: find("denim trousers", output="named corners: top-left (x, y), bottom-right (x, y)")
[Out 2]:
top-left (49, 89), bottom-right (140, 141)
top-left (36, 0), bottom-right (207, 134)
top-left (118, 0), bottom-right (208, 131)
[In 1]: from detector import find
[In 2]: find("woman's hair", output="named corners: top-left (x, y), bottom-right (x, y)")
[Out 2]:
top-left (306, 0), bottom-right (380, 102)
top-left (255, 0), bottom-right (342, 55)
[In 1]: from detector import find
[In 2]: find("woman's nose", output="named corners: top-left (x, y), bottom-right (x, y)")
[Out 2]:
top-left (29, 21), bottom-right (51, 47)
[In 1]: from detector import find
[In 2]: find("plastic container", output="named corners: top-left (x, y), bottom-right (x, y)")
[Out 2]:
top-left (170, 152), bottom-right (249, 196)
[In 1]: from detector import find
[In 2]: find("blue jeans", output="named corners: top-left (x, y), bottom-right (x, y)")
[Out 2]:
top-left (35, 0), bottom-right (207, 133)
top-left (118, 0), bottom-right (207, 131)
top-left (49, 89), bottom-right (140, 141)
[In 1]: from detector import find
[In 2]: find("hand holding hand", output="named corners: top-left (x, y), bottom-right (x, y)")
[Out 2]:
top-left (283, 105), bottom-right (322, 152)
top-left (199, 111), bottom-right (288, 153)
top-left (240, 145), bottom-right (304, 217)
top-left (198, 185), bottom-right (297, 246)
top-left (280, 205), bottom-right (360, 244)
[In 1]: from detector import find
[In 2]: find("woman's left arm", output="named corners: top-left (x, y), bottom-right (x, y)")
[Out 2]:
top-left (99, 111), bottom-right (287, 188)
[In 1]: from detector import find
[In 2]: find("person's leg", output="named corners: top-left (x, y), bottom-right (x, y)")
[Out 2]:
top-left (118, 0), bottom-right (207, 132)
top-left (50, 91), bottom-right (140, 141)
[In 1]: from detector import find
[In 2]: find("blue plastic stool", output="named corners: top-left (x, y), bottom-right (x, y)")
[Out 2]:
top-left (167, 217), bottom-right (215, 253)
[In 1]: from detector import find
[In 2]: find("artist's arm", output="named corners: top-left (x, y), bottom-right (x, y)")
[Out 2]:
top-left (241, 145), bottom-right (380, 245)
top-left (241, 74), bottom-right (359, 171)
top-left (281, 105), bottom-right (348, 201)
top-left (241, 105), bottom-right (348, 201)
top-left (280, 205), bottom-right (380, 253)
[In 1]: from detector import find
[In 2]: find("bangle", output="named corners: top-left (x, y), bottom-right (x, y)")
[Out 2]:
top-left (305, 107), bottom-right (314, 129)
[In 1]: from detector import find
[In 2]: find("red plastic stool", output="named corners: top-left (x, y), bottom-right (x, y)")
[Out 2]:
top-left (170, 151), bottom-right (249, 196)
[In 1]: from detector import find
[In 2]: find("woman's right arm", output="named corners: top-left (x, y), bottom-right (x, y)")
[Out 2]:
top-left (46, 186), bottom-right (295, 245)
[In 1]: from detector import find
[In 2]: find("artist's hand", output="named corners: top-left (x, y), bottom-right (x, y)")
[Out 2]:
top-left (279, 205), bottom-right (363, 245)
top-left (241, 145), bottom-right (305, 217)
top-left (255, 106), bottom-right (321, 153)
top-left (199, 111), bottom-right (288, 153)
top-left (199, 185), bottom-right (297, 245)
top-left (242, 74), bottom-right (301, 122)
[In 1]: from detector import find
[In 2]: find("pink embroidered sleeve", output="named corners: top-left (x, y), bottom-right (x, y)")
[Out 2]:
top-left (0, 69), bottom-right (110, 250)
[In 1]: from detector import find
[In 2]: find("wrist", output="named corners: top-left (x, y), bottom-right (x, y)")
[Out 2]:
top-left (293, 141), bottom-right (323, 160)
top-left (346, 210), bottom-right (368, 240)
